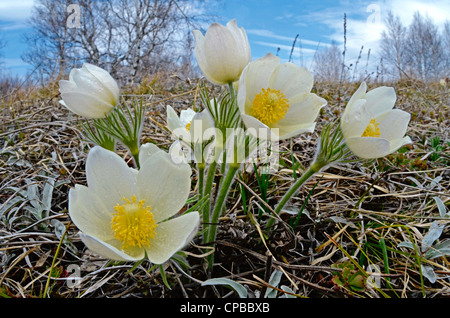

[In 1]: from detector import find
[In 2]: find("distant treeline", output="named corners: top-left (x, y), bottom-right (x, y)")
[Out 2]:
top-left (313, 11), bottom-right (450, 83)
top-left (19, 0), bottom-right (211, 86)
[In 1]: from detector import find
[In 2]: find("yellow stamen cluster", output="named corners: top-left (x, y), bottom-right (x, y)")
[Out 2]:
top-left (361, 118), bottom-right (381, 138)
top-left (251, 88), bottom-right (289, 126)
top-left (111, 195), bottom-right (157, 249)
top-left (185, 122), bottom-right (191, 132)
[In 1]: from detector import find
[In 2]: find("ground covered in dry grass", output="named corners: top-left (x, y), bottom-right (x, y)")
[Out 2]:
top-left (0, 76), bottom-right (449, 299)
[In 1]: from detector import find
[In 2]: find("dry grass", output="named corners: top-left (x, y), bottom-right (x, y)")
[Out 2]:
top-left (0, 75), bottom-right (449, 298)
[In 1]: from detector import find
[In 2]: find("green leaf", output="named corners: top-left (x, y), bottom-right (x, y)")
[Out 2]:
top-left (202, 278), bottom-right (248, 298)
top-left (433, 197), bottom-right (448, 217)
top-left (265, 270), bottom-right (283, 298)
top-left (398, 241), bottom-right (415, 250)
top-left (422, 221), bottom-right (444, 252)
top-left (424, 239), bottom-right (450, 260)
top-left (421, 265), bottom-right (437, 283)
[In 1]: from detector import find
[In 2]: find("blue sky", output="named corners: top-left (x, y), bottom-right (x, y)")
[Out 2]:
top-left (0, 0), bottom-right (449, 78)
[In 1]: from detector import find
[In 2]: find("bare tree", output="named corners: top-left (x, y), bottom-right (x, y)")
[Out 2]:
top-left (380, 10), bottom-right (407, 80)
top-left (23, 0), bottom-right (210, 84)
top-left (380, 11), bottom-right (446, 82)
top-left (0, 37), bottom-right (5, 72)
top-left (22, 0), bottom-right (74, 80)
top-left (405, 12), bottom-right (445, 82)
top-left (443, 20), bottom-right (450, 77)
top-left (313, 41), bottom-right (346, 81)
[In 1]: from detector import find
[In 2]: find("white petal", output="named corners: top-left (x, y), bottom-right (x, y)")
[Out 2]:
top-left (269, 63), bottom-right (313, 98)
top-left (389, 136), bottom-right (413, 153)
top-left (240, 114), bottom-right (275, 140)
top-left (137, 151), bottom-right (192, 222)
top-left (71, 67), bottom-right (115, 104)
top-left (179, 108), bottom-right (196, 126)
top-left (83, 63), bottom-right (120, 103)
top-left (193, 30), bottom-right (220, 85)
top-left (377, 109), bottom-right (411, 141)
top-left (166, 105), bottom-right (183, 131)
top-left (344, 82), bottom-right (367, 117)
top-left (145, 212), bottom-right (199, 264)
top-left (60, 91), bottom-right (114, 118)
top-left (278, 93), bottom-right (326, 126)
top-left (86, 146), bottom-right (137, 211)
top-left (59, 79), bottom-right (78, 93)
top-left (189, 109), bottom-right (216, 143)
top-left (226, 19), bottom-right (251, 70)
top-left (69, 185), bottom-right (113, 240)
top-left (345, 137), bottom-right (391, 159)
top-left (243, 53), bottom-right (280, 109)
top-left (237, 66), bottom-right (250, 114)
top-left (277, 122), bottom-right (317, 140)
top-left (79, 232), bottom-right (144, 261)
top-left (340, 99), bottom-right (371, 138)
top-left (139, 142), bottom-right (164, 167)
top-left (364, 86), bottom-right (397, 118)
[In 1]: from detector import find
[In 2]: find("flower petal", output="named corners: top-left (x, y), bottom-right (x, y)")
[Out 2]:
top-left (179, 108), bottom-right (196, 126)
top-left (60, 91), bottom-right (114, 118)
top-left (83, 63), bottom-right (120, 103)
top-left (226, 19), bottom-right (251, 69)
top-left (193, 30), bottom-right (220, 85)
top-left (71, 67), bottom-right (115, 104)
top-left (377, 109), bottom-right (411, 141)
top-left (79, 232), bottom-right (144, 261)
top-left (86, 146), bottom-right (137, 211)
top-left (202, 23), bottom-right (241, 83)
top-left (277, 122), bottom-right (317, 140)
top-left (389, 136), bottom-right (413, 153)
top-left (269, 63), bottom-right (313, 98)
top-left (69, 184), bottom-right (113, 241)
top-left (58, 79), bottom-right (78, 93)
top-left (364, 86), bottom-right (397, 118)
top-left (242, 53), bottom-right (280, 110)
top-left (240, 113), bottom-right (275, 140)
top-left (340, 98), bottom-right (371, 138)
top-left (344, 82), bottom-right (367, 116)
top-left (277, 93), bottom-right (326, 127)
top-left (139, 142), bottom-right (164, 167)
top-left (345, 136), bottom-right (391, 159)
top-left (145, 212), bottom-right (200, 264)
top-left (137, 151), bottom-right (192, 222)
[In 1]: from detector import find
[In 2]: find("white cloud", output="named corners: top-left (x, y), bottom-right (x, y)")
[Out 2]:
top-left (0, 0), bottom-right (34, 22)
top-left (254, 41), bottom-right (319, 55)
top-left (247, 28), bottom-right (328, 48)
top-left (387, 0), bottom-right (450, 26)
top-left (290, 0), bottom-right (450, 72)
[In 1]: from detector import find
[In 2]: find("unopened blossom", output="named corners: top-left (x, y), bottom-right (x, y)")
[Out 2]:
top-left (59, 63), bottom-right (120, 118)
top-left (193, 19), bottom-right (251, 85)
top-left (340, 81), bottom-right (412, 159)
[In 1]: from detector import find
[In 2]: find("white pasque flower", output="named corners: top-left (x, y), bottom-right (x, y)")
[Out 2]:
top-left (59, 63), bottom-right (120, 119)
top-left (340, 81), bottom-right (412, 159)
top-left (193, 19), bottom-right (251, 85)
top-left (69, 144), bottom-right (199, 264)
top-left (237, 53), bottom-right (327, 140)
top-left (166, 105), bottom-right (216, 163)
top-left (167, 105), bottom-right (215, 144)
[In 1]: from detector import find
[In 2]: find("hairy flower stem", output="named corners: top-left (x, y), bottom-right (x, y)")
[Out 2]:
top-left (202, 160), bottom-right (218, 244)
top-left (206, 163), bottom-right (240, 268)
top-left (265, 160), bottom-right (324, 230)
top-left (127, 141), bottom-right (141, 169)
top-left (266, 121), bottom-right (350, 230)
